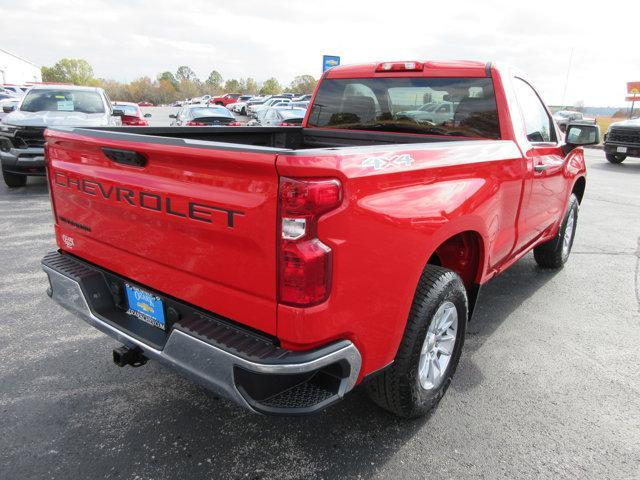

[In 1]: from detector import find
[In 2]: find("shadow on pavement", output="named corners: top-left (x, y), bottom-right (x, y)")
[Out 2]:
top-left (453, 255), bottom-right (560, 393)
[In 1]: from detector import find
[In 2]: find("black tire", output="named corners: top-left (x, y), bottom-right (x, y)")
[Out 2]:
top-left (366, 265), bottom-right (468, 418)
top-left (606, 153), bottom-right (626, 164)
top-left (3, 170), bottom-right (27, 188)
top-left (241, 107), bottom-right (247, 116)
top-left (533, 194), bottom-right (579, 269)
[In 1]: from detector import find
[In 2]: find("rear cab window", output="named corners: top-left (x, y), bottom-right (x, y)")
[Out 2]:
top-left (307, 77), bottom-right (500, 139)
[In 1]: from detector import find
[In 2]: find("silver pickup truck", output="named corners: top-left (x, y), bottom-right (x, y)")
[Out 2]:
top-left (0, 85), bottom-right (120, 187)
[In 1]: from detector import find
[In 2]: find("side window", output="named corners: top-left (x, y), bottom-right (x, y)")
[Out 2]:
top-left (514, 78), bottom-right (554, 143)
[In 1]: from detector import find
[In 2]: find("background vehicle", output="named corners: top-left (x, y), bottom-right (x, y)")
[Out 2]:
top-left (260, 106), bottom-right (306, 126)
top-left (0, 88), bottom-right (22, 98)
top-left (293, 94), bottom-right (313, 102)
top-left (603, 117), bottom-right (640, 163)
top-left (211, 93), bottom-right (241, 106)
top-left (1, 85), bottom-right (28, 95)
top-left (227, 96), bottom-right (254, 115)
top-left (248, 97), bottom-right (291, 117)
top-left (0, 85), bottom-right (120, 187)
top-left (112, 101), bottom-right (152, 126)
top-left (0, 91), bottom-right (19, 102)
top-left (169, 105), bottom-right (242, 126)
top-left (290, 101), bottom-right (309, 109)
top-left (395, 101), bottom-right (459, 125)
top-left (41, 60), bottom-right (598, 418)
top-left (0, 98), bottom-right (20, 122)
top-left (553, 110), bottom-right (596, 132)
top-left (138, 101), bottom-right (154, 107)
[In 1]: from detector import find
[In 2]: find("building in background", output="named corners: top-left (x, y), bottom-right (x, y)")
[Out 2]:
top-left (0, 48), bottom-right (41, 85)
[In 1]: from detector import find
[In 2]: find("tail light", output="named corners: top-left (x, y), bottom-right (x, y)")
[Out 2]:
top-left (375, 61), bottom-right (423, 72)
top-left (280, 122), bottom-right (298, 127)
top-left (187, 121), bottom-right (207, 126)
top-left (122, 116), bottom-right (148, 126)
top-left (228, 121), bottom-right (242, 126)
top-left (278, 177), bottom-right (342, 306)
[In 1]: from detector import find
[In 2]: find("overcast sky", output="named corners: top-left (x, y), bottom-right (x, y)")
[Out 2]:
top-left (1, 0), bottom-right (635, 106)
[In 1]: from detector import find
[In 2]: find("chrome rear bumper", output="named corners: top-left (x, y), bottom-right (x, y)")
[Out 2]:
top-left (42, 251), bottom-right (361, 414)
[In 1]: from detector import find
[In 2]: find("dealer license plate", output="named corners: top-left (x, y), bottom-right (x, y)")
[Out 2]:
top-left (125, 283), bottom-right (166, 330)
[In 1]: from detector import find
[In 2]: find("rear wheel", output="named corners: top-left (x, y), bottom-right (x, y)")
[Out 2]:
top-left (2, 169), bottom-right (27, 188)
top-left (534, 194), bottom-right (579, 268)
top-left (606, 153), bottom-right (626, 164)
top-left (366, 265), bottom-right (467, 418)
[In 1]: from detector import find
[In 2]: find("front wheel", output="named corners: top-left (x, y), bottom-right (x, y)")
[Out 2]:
top-left (606, 153), bottom-right (626, 164)
top-left (366, 265), bottom-right (467, 418)
top-left (534, 194), bottom-right (579, 268)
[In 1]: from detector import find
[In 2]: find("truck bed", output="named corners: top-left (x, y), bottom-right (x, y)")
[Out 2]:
top-left (58, 125), bottom-right (475, 152)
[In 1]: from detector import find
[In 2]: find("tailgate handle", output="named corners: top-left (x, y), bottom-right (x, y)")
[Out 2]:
top-left (102, 148), bottom-right (147, 167)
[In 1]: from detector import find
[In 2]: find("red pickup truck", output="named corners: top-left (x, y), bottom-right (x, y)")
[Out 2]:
top-left (210, 93), bottom-right (241, 106)
top-left (41, 60), bottom-right (599, 417)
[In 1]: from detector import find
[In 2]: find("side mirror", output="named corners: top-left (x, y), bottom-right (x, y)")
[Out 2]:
top-left (563, 123), bottom-right (600, 154)
top-left (144, 113), bottom-right (152, 118)
top-left (3, 105), bottom-right (15, 113)
top-left (112, 109), bottom-right (124, 117)
top-left (169, 114), bottom-right (177, 119)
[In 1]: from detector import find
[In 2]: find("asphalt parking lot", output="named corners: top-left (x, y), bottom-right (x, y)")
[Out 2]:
top-left (1, 149), bottom-right (639, 479)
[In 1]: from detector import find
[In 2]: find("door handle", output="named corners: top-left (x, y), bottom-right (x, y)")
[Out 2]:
top-left (534, 164), bottom-right (549, 172)
top-left (102, 148), bottom-right (147, 167)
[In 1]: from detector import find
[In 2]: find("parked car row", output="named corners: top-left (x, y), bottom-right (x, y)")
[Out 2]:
top-left (169, 105), bottom-right (241, 126)
top-left (247, 106), bottom-right (307, 126)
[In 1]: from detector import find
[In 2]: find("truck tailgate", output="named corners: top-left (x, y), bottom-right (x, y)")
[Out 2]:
top-left (45, 128), bottom-right (279, 335)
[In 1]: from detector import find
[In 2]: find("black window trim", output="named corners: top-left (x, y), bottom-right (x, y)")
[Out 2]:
top-left (513, 76), bottom-right (558, 146)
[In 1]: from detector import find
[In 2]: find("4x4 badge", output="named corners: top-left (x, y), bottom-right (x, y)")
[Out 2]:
top-left (362, 153), bottom-right (415, 171)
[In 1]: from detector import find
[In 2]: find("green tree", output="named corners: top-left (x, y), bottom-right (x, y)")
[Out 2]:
top-left (177, 79), bottom-right (200, 100)
top-left (288, 75), bottom-right (317, 94)
top-left (243, 77), bottom-right (259, 95)
top-left (158, 79), bottom-right (178, 104)
top-left (260, 77), bottom-right (282, 95)
top-left (127, 77), bottom-right (157, 104)
top-left (176, 65), bottom-right (197, 82)
top-left (224, 79), bottom-right (242, 93)
top-left (41, 58), bottom-right (96, 85)
top-left (157, 71), bottom-right (178, 89)
top-left (206, 70), bottom-right (224, 91)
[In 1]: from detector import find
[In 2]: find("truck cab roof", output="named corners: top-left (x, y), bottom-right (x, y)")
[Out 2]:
top-left (325, 60), bottom-right (491, 78)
